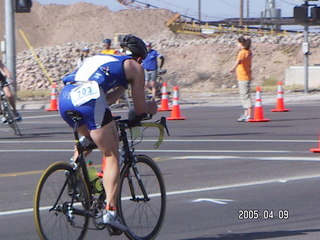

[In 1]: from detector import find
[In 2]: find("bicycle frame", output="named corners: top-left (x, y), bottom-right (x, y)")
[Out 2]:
top-left (67, 111), bottom-right (92, 196)
top-left (67, 112), bottom-right (168, 206)
top-left (117, 120), bottom-right (151, 201)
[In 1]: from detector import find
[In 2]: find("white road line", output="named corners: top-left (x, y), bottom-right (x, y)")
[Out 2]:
top-left (0, 149), bottom-right (297, 153)
top-left (20, 110), bottom-right (127, 120)
top-left (0, 139), bottom-right (316, 143)
top-left (0, 150), bottom-right (316, 161)
top-left (170, 155), bottom-right (320, 161)
top-left (22, 115), bottom-right (59, 119)
top-left (0, 207), bottom-right (34, 216)
top-left (166, 173), bottom-right (320, 197)
top-left (1, 173), bottom-right (320, 217)
top-left (192, 198), bottom-right (234, 205)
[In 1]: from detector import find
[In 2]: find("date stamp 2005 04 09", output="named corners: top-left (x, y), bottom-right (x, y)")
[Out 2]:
top-left (238, 209), bottom-right (289, 220)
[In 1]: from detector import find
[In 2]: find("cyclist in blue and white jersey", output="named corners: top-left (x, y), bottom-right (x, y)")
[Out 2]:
top-left (59, 35), bottom-right (157, 233)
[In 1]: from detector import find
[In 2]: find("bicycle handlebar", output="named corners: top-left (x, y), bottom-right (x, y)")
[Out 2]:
top-left (141, 121), bottom-right (164, 149)
top-left (115, 116), bottom-right (169, 149)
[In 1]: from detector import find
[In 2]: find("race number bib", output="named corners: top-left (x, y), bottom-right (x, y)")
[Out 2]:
top-left (70, 81), bottom-right (100, 107)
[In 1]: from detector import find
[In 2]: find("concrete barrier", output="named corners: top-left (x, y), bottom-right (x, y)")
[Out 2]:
top-left (285, 66), bottom-right (320, 88)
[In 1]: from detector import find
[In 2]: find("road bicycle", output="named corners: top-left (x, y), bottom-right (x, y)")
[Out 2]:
top-left (0, 82), bottom-right (21, 136)
top-left (155, 68), bottom-right (167, 99)
top-left (34, 110), bottom-right (168, 240)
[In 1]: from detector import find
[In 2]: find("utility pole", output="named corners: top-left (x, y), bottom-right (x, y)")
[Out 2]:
top-left (247, 0), bottom-right (250, 18)
top-left (302, 0), bottom-right (309, 93)
top-left (198, 0), bottom-right (201, 21)
top-left (240, 0), bottom-right (243, 25)
top-left (5, 0), bottom-right (16, 93)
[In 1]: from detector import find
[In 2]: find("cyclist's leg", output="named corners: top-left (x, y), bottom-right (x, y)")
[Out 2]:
top-left (150, 70), bottom-right (157, 99)
top-left (83, 94), bottom-right (127, 230)
top-left (3, 85), bottom-right (15, 110)
top-left (90, 120), bottom-right (120, 209)
top-left (2, 83), bottom-right (22, 121)
top-left (90, 120), bottom-right (127, 231)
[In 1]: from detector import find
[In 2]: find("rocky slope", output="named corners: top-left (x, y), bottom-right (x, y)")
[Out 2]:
top-left (1, 2), bottom-right (320, 92)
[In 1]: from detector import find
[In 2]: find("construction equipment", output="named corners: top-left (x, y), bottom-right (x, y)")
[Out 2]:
top-left (117, 0), bottom-right (291, 36)
top-left (166, 13), bottom-right (288, 37)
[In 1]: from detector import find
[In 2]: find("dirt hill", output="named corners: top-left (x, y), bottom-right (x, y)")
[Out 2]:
top-left (1, 1), bottom-right (320, 93)
top-left (9, 2), bottom-right (175, 52)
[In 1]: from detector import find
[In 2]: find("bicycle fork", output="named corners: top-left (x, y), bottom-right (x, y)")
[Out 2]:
top-left (127, 163), bottom-right (150, 202)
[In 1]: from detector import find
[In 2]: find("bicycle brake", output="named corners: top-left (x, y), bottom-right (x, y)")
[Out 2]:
top-left (159, 117), bottom-right (170, 136)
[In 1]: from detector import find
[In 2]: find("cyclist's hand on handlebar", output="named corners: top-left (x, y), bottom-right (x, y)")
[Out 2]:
top-left (128, 108), bottom-right (152, 123)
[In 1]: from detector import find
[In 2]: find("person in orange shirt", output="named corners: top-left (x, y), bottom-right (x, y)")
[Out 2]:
top-left (101, 39), bottom-right (118, 55)
top-left (230, 36), bottom-right (253, 122)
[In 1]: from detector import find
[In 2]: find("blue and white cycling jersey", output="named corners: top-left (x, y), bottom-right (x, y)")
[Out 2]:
top-left (63, 54), bottom-right (131, 91)
top-left (59, 54), bottom-right (132, 130)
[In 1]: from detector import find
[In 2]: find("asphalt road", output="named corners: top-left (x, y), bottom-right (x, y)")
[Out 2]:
top-left (1, 103), bottom-right (320, 240)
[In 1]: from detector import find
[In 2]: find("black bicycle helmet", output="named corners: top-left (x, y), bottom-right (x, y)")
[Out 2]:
top-left (120, 34), bottom-right (147, 59)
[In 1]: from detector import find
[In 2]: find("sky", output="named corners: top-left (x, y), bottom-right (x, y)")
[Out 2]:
top-left (35, 0), bottom-right (315, 20)
top-left (35, 0), bottom-right (320, 31)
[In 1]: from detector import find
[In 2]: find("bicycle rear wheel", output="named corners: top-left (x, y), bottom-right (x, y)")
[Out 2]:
top-left (34, 161), bottom-right (90, 240)
top-left (118, 155), bottom-right (166, 240)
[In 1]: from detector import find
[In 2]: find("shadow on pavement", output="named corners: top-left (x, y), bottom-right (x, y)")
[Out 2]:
top-left (181, 228), bottom-right (320, 240)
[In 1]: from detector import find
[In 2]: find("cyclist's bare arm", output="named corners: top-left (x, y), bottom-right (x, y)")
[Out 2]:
top-left (124, 59), bottom-right (157, 115)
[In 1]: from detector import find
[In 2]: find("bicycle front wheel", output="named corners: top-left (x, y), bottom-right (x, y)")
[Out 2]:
top-left (2, 100), bottom-right (21, 136)
top-left (34, 161), bottom-right (90, 240)
top-left (118, 155), bottom-right (166, 240)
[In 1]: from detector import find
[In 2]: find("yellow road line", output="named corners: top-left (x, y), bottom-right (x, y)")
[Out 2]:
top-left (0, 164), bottom-right (103, 178)
top-left (0, 170), bottom-right (44, 178)
top-left (0, 157), bottom-right (170, 178)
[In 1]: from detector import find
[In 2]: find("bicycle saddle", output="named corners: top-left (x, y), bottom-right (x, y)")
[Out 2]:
top-left (65, 110), bottom-right (83, 122)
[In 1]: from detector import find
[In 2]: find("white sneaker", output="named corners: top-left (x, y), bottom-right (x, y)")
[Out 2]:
top-left (1, 115), bottom-right (7, 124)
top-left (237, 115), bottom-right (246, 122)
top-left (102, 210), bottom-right (128, 232)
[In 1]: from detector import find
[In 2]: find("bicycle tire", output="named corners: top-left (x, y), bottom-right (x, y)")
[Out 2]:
top-left (1, 98), bottom-right (21, 136)
top-left (118, 155), bottom-right (166, 240)
top-left (34, 161), bottom-right (90, 240)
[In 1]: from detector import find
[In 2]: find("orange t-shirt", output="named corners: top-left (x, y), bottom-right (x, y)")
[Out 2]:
top-left (101, 49), bottom-right (118, 55)
top-left (236, 49), bottom-right (252, 81)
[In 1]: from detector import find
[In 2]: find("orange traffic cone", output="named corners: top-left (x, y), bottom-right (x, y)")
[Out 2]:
top-left (167, 86), bottom-right (186, 120)
top-left (248, 86), bottom-right (270, 122)
top-left (310, 131), bottom-right (320, 153)
top-left (46, 83), bottom-right (58, 111)
top-left (158, 82), bottom-right (172, 111)
top-left (271, 81), bottom-right (290, 112)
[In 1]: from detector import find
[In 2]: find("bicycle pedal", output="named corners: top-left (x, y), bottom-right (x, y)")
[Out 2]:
top-left (108, 226), bottom-right (123, 236)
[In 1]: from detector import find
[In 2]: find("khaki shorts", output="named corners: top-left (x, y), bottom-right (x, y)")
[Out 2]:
top-left (145, 70), bottom-right (157, 83)
top-left (238, 80), bottom-right (252, 109)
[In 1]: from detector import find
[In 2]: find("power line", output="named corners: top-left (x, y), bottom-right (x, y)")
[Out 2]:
top-left (278, 0), bottom-right (296, 6)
